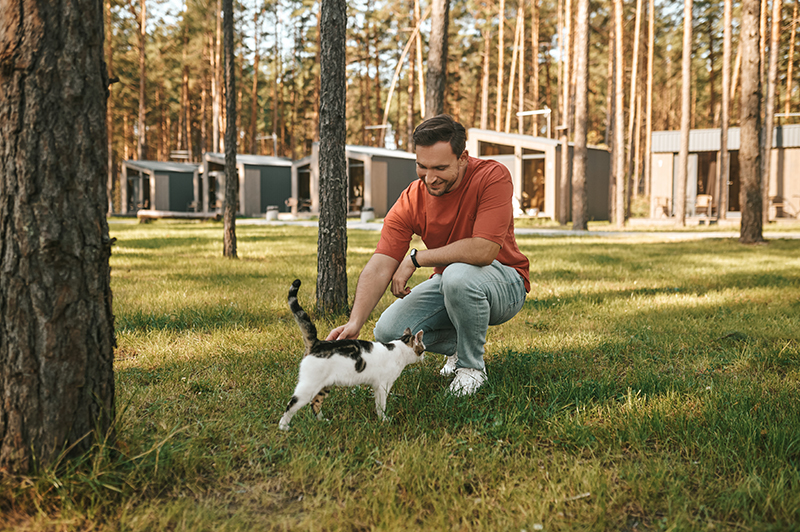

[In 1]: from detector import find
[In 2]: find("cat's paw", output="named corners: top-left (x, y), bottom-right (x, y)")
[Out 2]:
top-left (279, 417), bottom-right (291, 431)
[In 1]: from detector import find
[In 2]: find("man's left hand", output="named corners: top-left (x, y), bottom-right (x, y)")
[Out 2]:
top-left (390, 255), bottom-right (416, 298)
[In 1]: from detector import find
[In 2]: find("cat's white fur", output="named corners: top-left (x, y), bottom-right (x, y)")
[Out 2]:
top-left (279, 329), bottom-right (425, 430)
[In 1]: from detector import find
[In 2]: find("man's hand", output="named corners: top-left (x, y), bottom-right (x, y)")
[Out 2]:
top-left (326, 322), bottom-right (361, 341)
top-left (391, 255), bottom-right (417, 298)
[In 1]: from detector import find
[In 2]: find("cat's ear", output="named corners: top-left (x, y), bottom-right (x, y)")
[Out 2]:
top-left (403, 327), bottom-right (412, 336)
top-left (414, 330), bottom-right (424, 344)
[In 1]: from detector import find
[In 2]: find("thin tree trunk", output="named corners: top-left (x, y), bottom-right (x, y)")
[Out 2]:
top-left (531, 0), bottom-right (540, 135)
top-left (414, 0), bottom-right (426, 118)
top-left (763, 0), bottom-right (782, 224)
top-left (626, 0), bottom-right (643, 208)
top-left (0, 0), bottom-right (115, 474)
top-left (644, 0), bottom-right (654, 199)
top-left (608, 9), bottom-right (616, 220)
top-left (133, 0), bottom-right (147, 160)
top-left (318, 0), bottom-right (349, 314)
top-left (719, 0), bottom-right (732, 220)
top-left (614, 0), bottom-right (626, 226)
top-left (272, 4), bottom-right (281, 157)
top-left (106, 0), bottom-right (115, 213)
top-left (505, 8), bottom-right (523, 132)
top-left (249, 7), bottom-right (263, 154)
top-left (572, 0), bottom-right (590, 229)
top-left (408, 17), bottom-right (417, 142)
top-left (496, 0), bottom-right (506, 131)
top-left (606, 12), bottom-right (614, 146)
top-left (518, 3), bottom-right (526, 134)
top-left (480, 27), bottom-right (491, 130)
top-left (675, 0), bottom-right (693, 226)
top-left (180, 5), bottom-right (190, 154)
top-left (559, 0), bottom-right (572, 225)
top-left (740, 0), bottom-right (764, 243)
top-left (786, 1), bottom-right (798, 117)
top-left (426, 0), bottom-right (449, 118)
top-left (223, 0), bottom-right (238, 258)
top-left (214, 0), bottom-right (222, 152)
top-left (314, 7), bottom-right (321, 142)
top-left (732, 37), bottom-right (742, 105)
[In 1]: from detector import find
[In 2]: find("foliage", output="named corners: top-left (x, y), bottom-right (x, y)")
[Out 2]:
top-left (2, 221), bottom-right (799, 530)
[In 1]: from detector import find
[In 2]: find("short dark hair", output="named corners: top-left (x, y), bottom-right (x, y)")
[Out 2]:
top-left (412, 114), bottom-right (466, 157)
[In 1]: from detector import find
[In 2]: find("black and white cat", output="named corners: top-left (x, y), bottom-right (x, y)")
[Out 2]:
top-left (279, 279), bottom-right (426, 431)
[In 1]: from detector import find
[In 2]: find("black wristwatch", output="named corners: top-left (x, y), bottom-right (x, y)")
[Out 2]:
top-left (410, 248), bottom-right (421, 268)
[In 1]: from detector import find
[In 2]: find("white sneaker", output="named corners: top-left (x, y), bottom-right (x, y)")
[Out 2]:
top-left (448, 368), bottom-right (487, 397)
top-left (440, 353), bottom-right (458, 376)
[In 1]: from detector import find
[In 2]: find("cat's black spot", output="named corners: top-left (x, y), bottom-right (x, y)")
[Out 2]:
top-left (355, 358), bottom-right (366, 373)
top-left (285, 396), bottom-right (298, 411)
top-left (310, 339), bottom-right (374, 359)
top-left (382, 342), bottom-right (395, 350)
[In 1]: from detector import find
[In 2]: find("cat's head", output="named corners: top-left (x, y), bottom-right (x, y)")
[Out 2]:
top-left (400, 327), bottom-right (425, 359)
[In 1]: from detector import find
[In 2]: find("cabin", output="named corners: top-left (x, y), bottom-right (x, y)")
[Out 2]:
top-left (121, 160), bottom-right (201, 214)
top-left (290, 143), bottom-right (418, 218)
top-left (650, 124), bottom-right (800, 219)
top-left (466, 129), bottom-right (611, 221)
top-left (202, 153), bottom-right (293, 217)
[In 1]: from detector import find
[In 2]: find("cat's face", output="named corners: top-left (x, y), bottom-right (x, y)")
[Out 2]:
top-left (401, 327), bottom-right (426, 358)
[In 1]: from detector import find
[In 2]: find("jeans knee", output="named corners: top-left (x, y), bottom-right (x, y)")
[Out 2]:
top-left (373, 314), bottom-right (399, 343)
top-left (441, 263), bottom-right (482, 299)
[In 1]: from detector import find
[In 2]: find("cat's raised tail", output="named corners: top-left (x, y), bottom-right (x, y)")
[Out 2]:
top-left (288, 279), bottom-right (319, 351)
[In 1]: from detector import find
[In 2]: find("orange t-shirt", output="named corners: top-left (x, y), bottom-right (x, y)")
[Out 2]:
top-left (375, 156), bottom-right (531, 292)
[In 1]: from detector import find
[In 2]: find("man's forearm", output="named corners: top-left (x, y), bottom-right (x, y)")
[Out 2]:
top-left (348, 254), bottom-right (399, 330)
top-left (413, 237), bottom-right (500, 268)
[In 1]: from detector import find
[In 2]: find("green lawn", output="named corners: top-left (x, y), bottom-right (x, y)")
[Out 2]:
top-left (3, 219), bottom-right (799, 531)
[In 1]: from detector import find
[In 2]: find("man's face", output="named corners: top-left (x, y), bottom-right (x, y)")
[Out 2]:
top-left (415, 141), bottom-right (468, 197)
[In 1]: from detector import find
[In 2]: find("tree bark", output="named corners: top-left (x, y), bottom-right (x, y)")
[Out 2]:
top-left (644, 0), bottom-right (654, 199)
top-left (786, 1), bottom-right (798, 117)
top-left (106, 0), bottom-right (115, 213)
top-left (249, 7), bottom-right (263, 154)
top-left (719, 0), bottom-right (732, 220)
top-left (613, 0), bottom-right (626, 226)
top-left (559, 0), bottom-right (572, 225)
top-left (739, 0), bottom-right (765, 243)
top-left (572, 0), bottom-right (590, 230)
top-left (480, 27), bottom-right (491, 130)
top-left (763, 0), bottom-right (782, 224)
top-left (130, 0), bottom-right (147, 160)
top-left (626, 0), bottom-right (643, 208)
top-left (213, 0), bottom-right (222, 152)
top-left (530, 0), bottom-right (540, 135)
top-left (426, 0), bottom-right (449, 118)
top-left (414, 0), bottom-right (426, 118)
top-left (675, 0), bottom-right (693, 226)
top-left (505, 8), bottom-right (523, 132)
top-left (0, 0), bottom-right (116, 474)
top-left (223, 0), bottom-right (238, 258)
top-left (317, 0), bottom-right (349, 315)
top-left (496, 0), bottom-right (506, 131)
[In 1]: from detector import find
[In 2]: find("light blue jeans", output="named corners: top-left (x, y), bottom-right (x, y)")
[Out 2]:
top-left (373, 261), bottom-right (527, 371)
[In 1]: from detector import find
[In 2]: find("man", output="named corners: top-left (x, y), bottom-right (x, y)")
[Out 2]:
top-left (326, 115), bottom-right (530, 396)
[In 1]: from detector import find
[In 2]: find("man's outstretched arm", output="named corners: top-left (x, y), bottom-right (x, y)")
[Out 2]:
top-left (326, 253), bottom-right (400, 340)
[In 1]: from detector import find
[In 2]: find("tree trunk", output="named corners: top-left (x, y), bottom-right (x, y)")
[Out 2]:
top-left (407, 14), bottom-right (417, 145)
top-left (531, 0), bottom-right (540, 135)
top-left (675, 0), bottom-right (693, 226)
top-left (786, 1), bottom-right (798, 117)
top-left (763, 0), bottom-right (782, 224)
top-left (572, 0), bottom-right (590, 230)
top-left (480, 27), bottom-right (491, 130)
top-left (496, 0), bottom-right (506, 131)
top-left (626, 0), bottom-right (643, 208)
top-left (614, 0), bottom-right (626, 226)
top-left (180, 8), bottom-right (190, 155)
top-left (740, 0), bottom-right (764, 243)
top-left (426, 0), bottom-right (449, 118)
top-left (223, 0), bottom-right (238, 258)
top-left (414, 0), bottom-right (426, 118)
top-left (518, 3), bottom-right (525, 134)
top-left (559, 0), bottom-right (572, 225)
top-left (314, 7), bottom-right (322, 143)
top-left (317, 0), bottom-right (349, 315)
top-left (644, 0), bottom-right (654, 200)
top-left (106, 0), bottom-right (115, 213)
top-left (719, 0), bottom-right (732, 220)
top-left (505, 9), bottom-right (523, 133)
top-left (0, 0), bottom-right (116, 474)
top-left (213, 0), bottom-right (222, 152)
top-left (134, 0), bottom-right (147, 160)
top-left (249, 7), bottom-right (263, 154)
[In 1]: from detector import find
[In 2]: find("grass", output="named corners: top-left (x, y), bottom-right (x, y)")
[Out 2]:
top-left (2, 219), bottom-right (800, 531)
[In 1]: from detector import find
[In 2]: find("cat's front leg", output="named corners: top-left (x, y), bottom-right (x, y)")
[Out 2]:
top-left (373, 384), bottom-right (391, 421)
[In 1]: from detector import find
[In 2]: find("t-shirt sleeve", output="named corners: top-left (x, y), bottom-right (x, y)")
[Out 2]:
top-left (375, 188), bottom-right (415, 262)
top-left (472, 164), bottom-right (514, 247)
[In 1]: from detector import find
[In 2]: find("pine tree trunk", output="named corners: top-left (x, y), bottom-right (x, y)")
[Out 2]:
top-left (480, 27), bottom-right (491, 130)
top-left (786, 2), bottom-right (798, 117)
top-left (613, 0), bottom-right (626, 226)
top-left (719, 0), bottom-right (732, 220)
top-left (414, 0), bottom-right (426, 118)
top-left (223, 0), bottom-right (238, 258)
top-left (626, 0), bottom-right (643, 208)
top-left (0, 0), bottom-right (116, 474)
top-left (317, 0), bottom-right (349, 315)
top-left (572, 0), bottom-right (590, 230)
top-left (134, 0), bottom-right (147, 160)
top-left (518, 3), bottom-right (525, 134)
top-left (763, 0), bottom-right (782, 224)
top-left (505, 10), bottom-right (523, 133)
top-left (249, 8), bottom-right (262, 154)
top-left (213, 0), bottom-right (222, 153)
top-left (106, 0), bottom-right (115, 213)
top-left (675, 0), bottom-right (693, 226)
top-left (531, 0), bottom-right (540, 136)
top-left (739, 0), bottom-right (764, 243)
top-left (426, 0), bottom-right (449, 119)
top-left (559, 0), bottom-right (572, 225)
top-left (644, 0), bottom-right (654, 199)
top-left (496, 0), bottom-right (506, 131)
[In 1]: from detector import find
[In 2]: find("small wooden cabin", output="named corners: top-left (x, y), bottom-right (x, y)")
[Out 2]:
top-left (121, 160), bottom-right (200, 214)
top-left (202, 153), bottom-right (293, 217)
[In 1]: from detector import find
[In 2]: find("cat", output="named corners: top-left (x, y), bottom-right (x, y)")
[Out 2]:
top-left (279, 279), bottom-right (425, 431)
